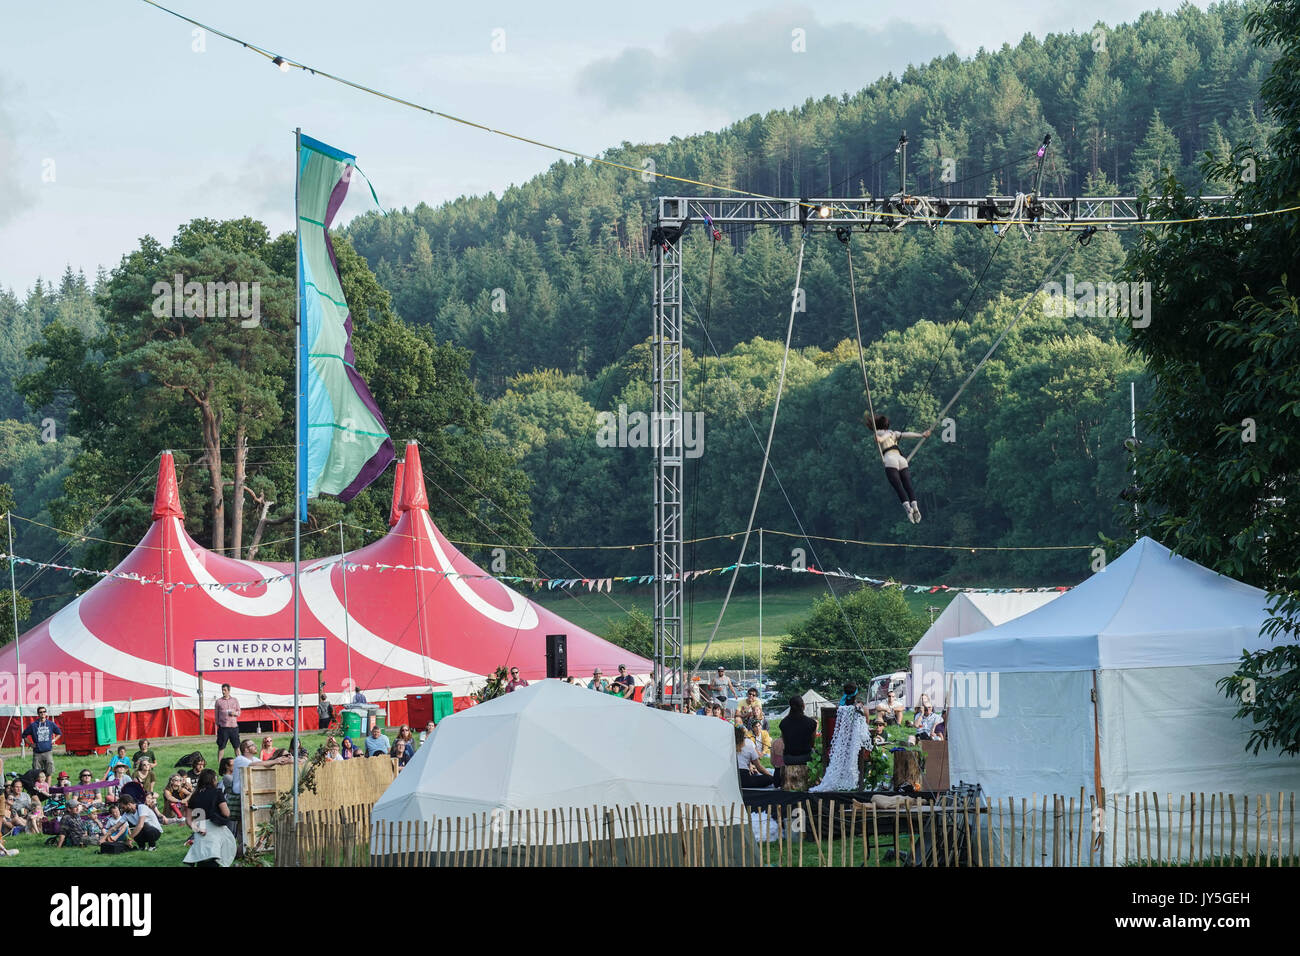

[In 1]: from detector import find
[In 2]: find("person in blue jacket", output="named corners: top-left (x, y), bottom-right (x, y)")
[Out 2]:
top-left (21, 707), bottom-right (63, 779)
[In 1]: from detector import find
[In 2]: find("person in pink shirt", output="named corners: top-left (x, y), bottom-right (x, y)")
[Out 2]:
top-left (214, 684), bottom-right (241, 760)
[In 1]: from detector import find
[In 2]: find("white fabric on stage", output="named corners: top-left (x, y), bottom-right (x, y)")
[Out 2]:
top-left (812, 705), bottom-right (870, 792)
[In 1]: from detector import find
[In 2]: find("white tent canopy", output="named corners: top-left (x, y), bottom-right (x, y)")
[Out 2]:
top-left (771, 688), bottom-right (832, 724)
top-left (944, 537), bottom-right (1300, 803)
top-left (909, 592), bottom-right (1063, 706)
top-left (371, 680), bottom-right (743, 851)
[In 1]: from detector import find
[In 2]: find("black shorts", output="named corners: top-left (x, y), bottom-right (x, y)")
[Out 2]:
top-left (216, 726), bottom-right (240, 749)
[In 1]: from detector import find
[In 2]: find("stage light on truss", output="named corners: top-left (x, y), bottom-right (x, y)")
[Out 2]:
top-left (817, 205), bottom-right (832, 219)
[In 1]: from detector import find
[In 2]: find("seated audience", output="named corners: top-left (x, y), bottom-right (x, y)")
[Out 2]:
top-left (118, 794), bottom-right (161, 850)
top-left (33, 770), bottom-right (50, 797)
top-left (55, 803), bottom-right (102, 848)
top-left (611, 664), bottom-right (636, 698)
top-left (735, 726), bottom-right (775, 789)
top-left (217, 757), bottom-right (235, 798)
top-left (185, 755), bottom-right (208, 788)
top-left (107, 746), bottom-right (131, 778)
top-left (915, 704), bottom-right (941, 739)
top-left (97, 805), bottom-right (131, 853)
top-left (259, 736), bottom-right (277, 761)
top-left (737, 687), bottom-right (765, 727)
top-left (779, 696), bottom-right (818, 791)
top-left (340, 736), bottom-right (358, 760)
top-left (363, 725), bottom-right (391, 757)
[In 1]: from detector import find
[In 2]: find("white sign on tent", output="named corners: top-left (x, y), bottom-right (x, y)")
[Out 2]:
top-left (193, 639), bottom-right (326, 672)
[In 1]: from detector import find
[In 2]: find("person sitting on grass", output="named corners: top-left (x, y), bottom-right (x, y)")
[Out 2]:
top-left (107, 746), bottom-right (131, 779)
top-left (163, 774), bottom-right (191, 817)
top-left (915, 704), bottom-right (940, 740)
top-left (340, 736), bottom-right (358, 760)
top-left (33, 770), bottom-right (50, 797)
top-left (106, 763), bottom-right (131, 802)
top-left (132, 739), bottom-right (155, 770)
top-left (97, 805), bottom-right (131, 853)
top-left (129, 741), bottom-right (157, 792)
top-left (872, 718), bottom-right (888, 747)
top-left (184, 755), bottom-right (208, 788)
top-left (259, 736), bottom-right (276, 761)
top-left (53, 803), bottom-right (97, 848)
top-left (217, 758), bottom-right (236, 799)
top-left (325, 741), bottom-right (342, 761)
top-left (118, 794), bottom-right (161, 851)
top-left (737, 687), bottom-right (765, 727)
top-left (74, 769), bottom-right (99, 808)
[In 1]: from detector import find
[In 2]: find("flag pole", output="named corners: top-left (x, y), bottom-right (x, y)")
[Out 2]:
top-left (292, 127), bottom-right (303, 825)
top-left (6, 511), bottom-right (24, 756)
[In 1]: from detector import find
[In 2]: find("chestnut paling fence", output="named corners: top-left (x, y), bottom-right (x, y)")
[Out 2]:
top-left (271, 790), bottom-right (1298, 867)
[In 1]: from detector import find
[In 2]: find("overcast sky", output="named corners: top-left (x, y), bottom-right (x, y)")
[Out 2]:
top-left (1, 0), bottom-right (1212, 293)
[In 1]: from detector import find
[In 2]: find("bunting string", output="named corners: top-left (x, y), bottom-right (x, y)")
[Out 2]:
top-left (1, 551), bottom-right (1072, 597)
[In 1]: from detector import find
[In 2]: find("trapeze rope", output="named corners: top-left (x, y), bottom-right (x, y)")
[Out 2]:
top-left (845, 237), bottom-right (884, 465)
top-left (690, 231), bottom-right (808, 677)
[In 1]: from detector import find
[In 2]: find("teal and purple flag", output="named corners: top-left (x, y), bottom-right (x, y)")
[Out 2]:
top-left (296, 133), bottom-right (394, 519)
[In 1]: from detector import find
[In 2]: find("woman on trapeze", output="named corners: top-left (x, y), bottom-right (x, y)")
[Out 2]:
top-left (869, 413), bottom-right (930, 524)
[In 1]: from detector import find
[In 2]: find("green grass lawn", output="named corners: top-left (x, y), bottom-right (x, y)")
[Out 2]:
top-left (536, 581), bottom-right (954, 668)
top-left (0, 730), bottom-right (337, 867)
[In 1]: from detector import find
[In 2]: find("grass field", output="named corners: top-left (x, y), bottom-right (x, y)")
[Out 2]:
top-left (535, 581), bottom-right (954, 668)
top-left (0, 730), bottom-right (336, 867)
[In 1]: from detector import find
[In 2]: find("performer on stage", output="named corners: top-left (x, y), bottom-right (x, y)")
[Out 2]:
top-left (811, 685), bottom-right (873, 792)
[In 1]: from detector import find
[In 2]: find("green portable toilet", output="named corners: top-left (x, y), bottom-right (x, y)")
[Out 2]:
top-left (94, 706), bottom-right (116, 747)
top-left (432, 691), bottom-right (454, 724)
top-left (340, 709), bottom-right (364, 741)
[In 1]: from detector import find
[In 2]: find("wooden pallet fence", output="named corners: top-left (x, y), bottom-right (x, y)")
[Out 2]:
top-left (272, 792), bottom-right (1297, 867)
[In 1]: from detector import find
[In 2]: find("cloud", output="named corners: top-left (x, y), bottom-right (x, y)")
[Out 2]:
top-left (0, 74), bottom-right (36, 229)
top-left (575, 5), bottom-right (956, 116)
top-left (188, 148), bottom-right (288, 220)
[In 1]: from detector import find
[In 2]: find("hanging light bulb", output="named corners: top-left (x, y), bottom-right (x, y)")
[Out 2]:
top-left (273, 56), bottom-right (291, 72)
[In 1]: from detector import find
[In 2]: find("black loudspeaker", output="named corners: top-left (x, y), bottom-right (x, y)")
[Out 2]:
top-left (545, 634), bottom-right (568, 678)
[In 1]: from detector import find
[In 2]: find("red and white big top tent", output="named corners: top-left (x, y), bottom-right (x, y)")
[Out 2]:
top-left (0, 442), bottom-right (649, 742)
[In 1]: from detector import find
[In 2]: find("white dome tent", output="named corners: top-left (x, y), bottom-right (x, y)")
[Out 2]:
top-left (909, 592), bottom-right (1063, 707)
top-left (944, 536), bottom-right (1300, 804)
top-left (370, 680), bottom-right (752, 864)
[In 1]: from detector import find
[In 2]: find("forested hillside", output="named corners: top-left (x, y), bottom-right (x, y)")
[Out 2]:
top-left (344, 3), bottom-right (1274, 385)
top-left (0, 3), bottom-right (1281, 638)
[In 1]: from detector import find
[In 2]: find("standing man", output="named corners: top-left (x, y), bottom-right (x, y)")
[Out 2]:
top-left (316, 693), bottom-right (333, 730)
top-left (504, 667), bottom-right (530, 693)
top-left (214, 684), bottom-right (241, 761)
top-left (21, 707), bottom-right (62, 779)
top-left (710, 666), bottom-right (736, 703)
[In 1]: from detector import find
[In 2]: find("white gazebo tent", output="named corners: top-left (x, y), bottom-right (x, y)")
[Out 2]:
top-left (771, 688), bottom-right (832, 725)
top-left (909, 592), bottom-right (1063, 707)
top-left (944, 537), bottom-right (1300, 806)
top-left (370, 680), bottom-right (750, 863)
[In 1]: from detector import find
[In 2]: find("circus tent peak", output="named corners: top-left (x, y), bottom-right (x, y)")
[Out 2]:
top-left (151, 450), bottom-right (184, 521)
top-left (399, 441), bottom-right (429, 513)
